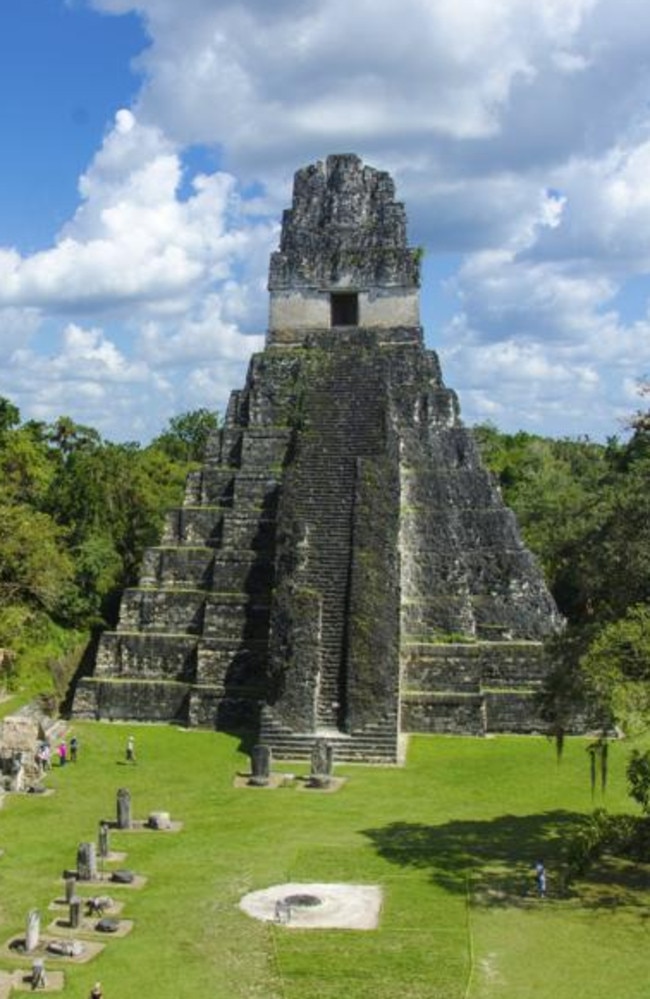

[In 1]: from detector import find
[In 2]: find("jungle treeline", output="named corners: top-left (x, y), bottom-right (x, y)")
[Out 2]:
top-left (0, 391), bottom-right (648, 735)
top-left (0, 398), bottom-right (218, 699)
top-left (475, 402), bottom-right (650, 737)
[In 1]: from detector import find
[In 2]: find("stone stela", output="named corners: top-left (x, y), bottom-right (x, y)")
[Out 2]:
top-left (116, 788), bottom-right (132, 830)
top-left (65, 876), bottom-right (76, 904)
top-left (77, 842), bottom-right (98, 882)
top-left (69, 897), bottom-right (82, 929)
top-left (25, 910), bottom-right (40, 953)
top-left (72, 153), bottom-right (561, 761)
top-left (98, 821), bottom-right (110, 858)
top-left (308, 740), bottom-right (334, 788)
top-left (248, 745), bottom-right (272, 787)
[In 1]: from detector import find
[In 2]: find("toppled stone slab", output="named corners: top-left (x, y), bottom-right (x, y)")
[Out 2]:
top-left (48, 917), bottom-right (133, 939)
top-left (233, 772), bottom-right (296, 790)
top-left (3, 937), bottom-right (105, 964)
top-left (297, 776), bottom-right (346, 793)
top-left (106, 819), bottom-right (182, 833)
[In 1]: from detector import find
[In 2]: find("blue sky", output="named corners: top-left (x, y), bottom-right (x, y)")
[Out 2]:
top-left (1, 0), bottom-right (650, 442)
top-left (0, 1), bottom-right (143, 249)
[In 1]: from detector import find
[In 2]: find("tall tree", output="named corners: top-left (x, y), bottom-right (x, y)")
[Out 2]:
top-left (151, 408), bottom-right (219, 463)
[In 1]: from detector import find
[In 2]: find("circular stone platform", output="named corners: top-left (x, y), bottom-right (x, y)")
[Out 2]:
top-left (239, 883), bottom-right (382, 929)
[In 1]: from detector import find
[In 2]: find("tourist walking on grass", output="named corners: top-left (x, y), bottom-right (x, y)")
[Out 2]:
top-left (126, 735), bottom-right (136, 764)
top-left (70, 736), bottom-right (78, 762)
top-left (36, 742), bottom-right (49, 772)
top-left (535, 860), bottom-right (546, 898)
top-left (57, 741), bottom-right (67, 767)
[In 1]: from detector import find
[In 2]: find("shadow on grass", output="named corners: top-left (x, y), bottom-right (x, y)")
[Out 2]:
top-left (362, 811), bottom-right (650, 911)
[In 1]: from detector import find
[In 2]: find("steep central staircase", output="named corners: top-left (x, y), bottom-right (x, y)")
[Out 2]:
top-left (259, 339), bottom-right (403, 762)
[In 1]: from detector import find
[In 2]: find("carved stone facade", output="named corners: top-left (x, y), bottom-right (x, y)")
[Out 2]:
top-left (73, 155), bottom-right (561, 761)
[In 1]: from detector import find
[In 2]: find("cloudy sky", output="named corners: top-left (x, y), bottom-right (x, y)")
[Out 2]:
top-left (1, 0), bottom-right (650, 442)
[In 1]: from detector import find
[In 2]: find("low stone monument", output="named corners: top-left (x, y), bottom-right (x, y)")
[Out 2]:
top-left (110, 869), bottom-right (134, 884)
top-left (64, 876), bottom-right (76, 904)
top-left (249, 745), bottom-right (272, 787)
top-left (69, 898), bottom-right (82, 929)
top-left (116, 788), bottom-right (131, 829)
top-left (147, 811), bottom-right (171, 830)
top-left (77, 842), bottom-right (97, 881)
top-left (25, 909), bottom-right (40, 953)
top-left (95, 918), bottom-right (119, 933)
top-left (308, 740), bottom-right (334, 788)
top-left (98, 821), bottom-right (110, 858)
top-left (47, 939), bottom-right (84, 957)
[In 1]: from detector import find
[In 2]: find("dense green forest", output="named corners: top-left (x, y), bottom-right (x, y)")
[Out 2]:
top-left (475, 400), bottom-right (650, 738)
top-left (0, 399), bottom-right (218, 701)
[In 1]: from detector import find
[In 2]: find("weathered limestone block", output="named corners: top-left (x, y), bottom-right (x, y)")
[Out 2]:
top-left (161, 508), bottom-right (226, 547)
top-left (232, 473), bottom-right (280, 509)
top-left (74, 679), bottom-right (191, 723)
top-left (210, 554), bottom-right (275, 595)
top-left (220, 513), bottom-right (276, 553)
top-left (401, 692), bottom-right (486, 735)
top-left (484, 692), bottom-right (546, 733)
top-left (184, 468), bottom-right (234, 506)
top-left (202, 597), bottom-right (270, 641)
top-left (94, 634), bottom-right (197, 680)
top-left (118, 590), bottom-right (206, 635)
top-left (139, 547), bottom-right (215, 588)
top-left (195, 640), bottom-right (268, 688)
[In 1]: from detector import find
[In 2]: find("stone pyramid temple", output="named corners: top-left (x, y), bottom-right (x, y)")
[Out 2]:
top-left (73, 154), bottom-right (561, 761)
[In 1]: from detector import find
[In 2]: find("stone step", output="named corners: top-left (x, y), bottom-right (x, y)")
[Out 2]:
top-left (163, 505), bottom-right (280, 547)
top-left (259, 712), bottom-right (400, 762)
top-left (202, 598), bottom-right (270, 641)
top-left (210, 554), bottom-right (275, 596)
top-left (139, 547), bottom-right (215, 589)
top-left (184, 468), bottom-right (234, 506)
top-left (195, 638), bottom-right (268, 686)
top-left (94, 632), bottom-right (198, 681)
top-left (221, 513), bottom-right (276, 553)
top-left (161, 507), bottom-right (225, 547)
top-left (118, 589), bottom-right (206, 635)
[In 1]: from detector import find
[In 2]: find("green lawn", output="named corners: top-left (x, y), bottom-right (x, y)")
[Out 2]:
top-left (0, 725), bottom-right (648, 999)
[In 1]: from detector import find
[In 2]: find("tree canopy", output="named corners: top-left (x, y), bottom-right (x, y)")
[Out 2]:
top-left (0, 399), bottom-right (218, 695)
top-left (476, 399), bottom-right (650, 736)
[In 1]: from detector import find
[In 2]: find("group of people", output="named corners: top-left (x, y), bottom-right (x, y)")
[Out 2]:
top-left (35, 736), bottom-right (79, 770)
top-left (36, 733), bottom-right (136, 771)
top-left (57, 736), bottom-right (79, 765)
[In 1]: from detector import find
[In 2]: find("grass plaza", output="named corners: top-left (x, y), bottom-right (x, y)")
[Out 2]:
top-left (0, 719), bottom-right (648, 999)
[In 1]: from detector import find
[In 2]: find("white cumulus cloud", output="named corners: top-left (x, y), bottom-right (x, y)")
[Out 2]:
top-left (3, 0), bottom-right (650, 439)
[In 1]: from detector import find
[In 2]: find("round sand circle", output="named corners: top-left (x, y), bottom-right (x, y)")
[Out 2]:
top-left (239, 882), bottom-right (382, 929)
